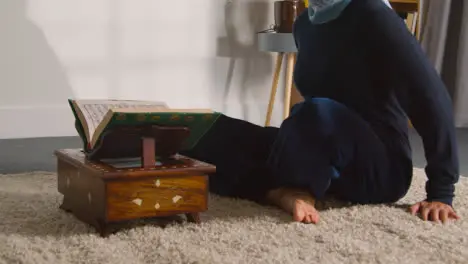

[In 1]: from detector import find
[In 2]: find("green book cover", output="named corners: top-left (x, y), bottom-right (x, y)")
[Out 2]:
top-left (97, 110), bottom-right (221, 150)
top-left (68, 99), bottom-right (221, 152)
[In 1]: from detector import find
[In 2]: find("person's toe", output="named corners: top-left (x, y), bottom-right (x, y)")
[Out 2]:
top-left (302, 214), bottom-right (310, 223)
top-left (294, 200), bottom-right (319, 224)
top-left (311, 211), bottom-right (320, 224)
top-left (293, 202), bottom-right (305, 222)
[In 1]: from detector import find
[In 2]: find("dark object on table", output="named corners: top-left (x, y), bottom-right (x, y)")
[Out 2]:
top-left (274, 0), bottom-right (306, 33)
top-left (86, 125), bottom-right (190, 164)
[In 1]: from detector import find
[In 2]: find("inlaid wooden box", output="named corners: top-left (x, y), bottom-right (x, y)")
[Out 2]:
top-left (55, 149), bottom-right (215, 237)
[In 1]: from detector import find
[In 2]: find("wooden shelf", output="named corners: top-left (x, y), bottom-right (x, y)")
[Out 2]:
top-left (390, 0), bottom-right (418, 13)
top-left (390, 0), bottom-right (418, 3)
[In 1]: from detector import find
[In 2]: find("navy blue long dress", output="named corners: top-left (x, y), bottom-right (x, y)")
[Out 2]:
top-left (182, 0), bottom-right (459, 206)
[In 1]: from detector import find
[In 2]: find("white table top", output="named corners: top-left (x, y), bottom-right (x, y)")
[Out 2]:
top-left (257, 32), bottom-right (297, 53)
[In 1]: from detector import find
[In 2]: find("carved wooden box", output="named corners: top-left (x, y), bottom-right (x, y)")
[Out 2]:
top-left (54, 149), bottom-right (215, 237)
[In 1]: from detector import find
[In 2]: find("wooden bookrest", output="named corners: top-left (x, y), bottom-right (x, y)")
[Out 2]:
top-left (54, 125), bottom-right (216, 237)
top-left (86, 124), bottom-right (191, 163)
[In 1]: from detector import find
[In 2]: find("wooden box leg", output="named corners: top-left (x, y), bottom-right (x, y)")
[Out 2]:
top-left (59, 196), bottom-right (73, 213)
top-left (60, 196), bottom-right (111, 237)
top-left (186, 213), bottom-right (201, 224)
top-left (96, 219), bottom-right (113, 238)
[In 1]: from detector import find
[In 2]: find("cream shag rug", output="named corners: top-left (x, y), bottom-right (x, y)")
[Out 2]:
top-left (0, 168), bottom-right (467, 264)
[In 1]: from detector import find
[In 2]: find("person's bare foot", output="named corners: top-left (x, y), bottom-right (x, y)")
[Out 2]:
top-left (266, 188), bottom-right (320, 224)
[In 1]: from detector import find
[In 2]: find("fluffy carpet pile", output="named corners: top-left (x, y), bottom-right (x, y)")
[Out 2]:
top-left (0, 168), bottom-right (467, 264)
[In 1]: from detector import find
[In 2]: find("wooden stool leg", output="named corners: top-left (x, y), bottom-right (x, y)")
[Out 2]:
top-left (265, 52), bottom-right (284, 126)
top-left (283, 53), bottom-right (295, 119)
top-left (186, 213), bottom-right (201, 224)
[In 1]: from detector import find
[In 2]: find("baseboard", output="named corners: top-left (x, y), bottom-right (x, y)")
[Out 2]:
top-left (0, 105), bottom-right (78, 139)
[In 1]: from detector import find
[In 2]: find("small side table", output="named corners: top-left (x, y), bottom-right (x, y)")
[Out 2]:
top-left (257, 32), bottom-right (302, 126)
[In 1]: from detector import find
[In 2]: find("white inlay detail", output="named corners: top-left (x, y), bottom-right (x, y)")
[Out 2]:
top-left (155, 179), bottom-right (161, 187)
top-left (154, 203), bottom-right (160, 210)
top-left (172, 195), bottom-right (182, 203)
top-left (88, 192), bottom-right (92, 203)
top-left (66, 177), bottom-right (70, 188)
top-left (132, 198), bottom-right (143, 206)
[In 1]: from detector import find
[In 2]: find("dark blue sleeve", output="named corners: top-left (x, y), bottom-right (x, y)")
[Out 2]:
top-left (363, 2), bottom-right (459, 206)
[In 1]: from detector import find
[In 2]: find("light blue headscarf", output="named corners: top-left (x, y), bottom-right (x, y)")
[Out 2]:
top-left (308, 0), bottom-right (352, 24)
top-left (308, 0), bottom-right (393, 24)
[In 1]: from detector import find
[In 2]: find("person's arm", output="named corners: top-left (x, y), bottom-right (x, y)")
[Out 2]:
top-left (292, 10), bottom-right (306, 51)
top-left (363, 2), bottom-right (459, 206)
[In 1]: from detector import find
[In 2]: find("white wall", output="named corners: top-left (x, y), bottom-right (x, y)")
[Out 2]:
top-left (0, 0), bottom-right (286, 139)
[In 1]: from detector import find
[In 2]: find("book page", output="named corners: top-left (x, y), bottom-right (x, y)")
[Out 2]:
top-left (74, 100), bottom-right (169, 139)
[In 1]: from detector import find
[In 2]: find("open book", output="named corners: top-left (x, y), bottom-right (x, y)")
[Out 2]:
top-left (68, 99), bottom-right (219, 150)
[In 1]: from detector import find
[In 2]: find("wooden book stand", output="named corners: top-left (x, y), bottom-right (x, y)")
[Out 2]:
top-left (55, 125), bottom-right (216, 237)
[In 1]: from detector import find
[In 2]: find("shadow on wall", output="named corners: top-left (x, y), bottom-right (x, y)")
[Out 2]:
top-left (0, 0), bottom-right (73, 107)
top-left (215, 0), bottom-right (273, 120)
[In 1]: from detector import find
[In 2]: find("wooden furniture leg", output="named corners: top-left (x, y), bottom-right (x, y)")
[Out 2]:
top-left (265, 52), bottom-right (284, 126)
top-left (186, 213), bottom-right (201, 224)
top-left (283, 53), bottom-right (295, 119)
top-left (96, 219), bottom-right (112, 238)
